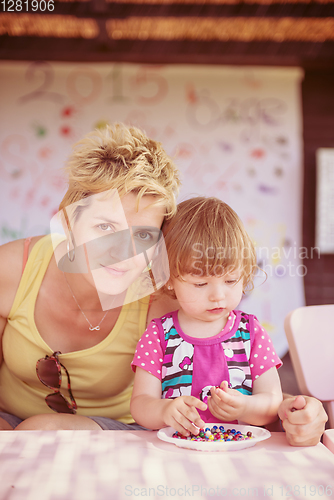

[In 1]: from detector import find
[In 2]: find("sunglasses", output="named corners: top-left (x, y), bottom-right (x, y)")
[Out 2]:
top-left (36, 351), bottom-right (77, 414)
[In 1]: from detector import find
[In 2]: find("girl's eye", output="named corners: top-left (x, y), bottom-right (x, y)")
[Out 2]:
top-left (195, 282), bottom-right (207, 287)
top-left (98, 223), bottom-right (114, 232)
top-left (226, 280), bottom-right (238, 285)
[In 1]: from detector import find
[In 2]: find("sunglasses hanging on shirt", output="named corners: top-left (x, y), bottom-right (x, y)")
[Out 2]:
top-left (36, 351), bottom-right (77, 414)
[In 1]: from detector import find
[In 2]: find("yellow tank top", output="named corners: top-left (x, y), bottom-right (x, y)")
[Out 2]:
top-left (0, 235), bottom-right (149, 422)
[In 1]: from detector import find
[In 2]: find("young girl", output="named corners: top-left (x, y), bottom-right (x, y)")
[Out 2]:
top-left (130, 197), bottom-right (283, 436)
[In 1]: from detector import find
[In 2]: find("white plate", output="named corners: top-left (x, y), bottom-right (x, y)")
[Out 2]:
top-left (157, 424), bottom-right (271, 452)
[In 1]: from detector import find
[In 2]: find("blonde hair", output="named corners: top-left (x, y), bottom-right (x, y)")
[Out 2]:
top-left (59, 123), bottom-right (180, 219)
top-left (162, 197), bottom-right (258, 294)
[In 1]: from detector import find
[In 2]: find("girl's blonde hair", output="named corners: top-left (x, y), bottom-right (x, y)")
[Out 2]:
top-left (162, 197), bottom-right (258, 294)
top-left (59, 123), bottom-right (180, 219)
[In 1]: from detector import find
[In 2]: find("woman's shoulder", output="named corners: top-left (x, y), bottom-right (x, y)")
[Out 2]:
top-left (0, 235), bottom-right (44, 267)
top-left (0, 236), bottom-right (44, 318)
top-left (146, 294), bottom-right (179, 324)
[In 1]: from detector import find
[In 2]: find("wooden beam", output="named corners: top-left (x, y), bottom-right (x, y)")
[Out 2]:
top-left (1, 35), bottom-right (334, 69)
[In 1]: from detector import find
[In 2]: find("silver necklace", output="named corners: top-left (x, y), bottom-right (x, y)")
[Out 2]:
top-left (63, 272), bottom-right (109, 331)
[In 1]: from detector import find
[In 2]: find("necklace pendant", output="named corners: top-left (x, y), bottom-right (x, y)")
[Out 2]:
top-left (89, 325), bottom-right (101, 331)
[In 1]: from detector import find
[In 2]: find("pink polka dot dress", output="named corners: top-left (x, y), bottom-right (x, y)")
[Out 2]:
top-left (131, 310), bottom-right (282, 423)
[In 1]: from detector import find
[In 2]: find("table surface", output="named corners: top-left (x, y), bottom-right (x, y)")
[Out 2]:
top-left (0, 430), bottom-right (334, 500)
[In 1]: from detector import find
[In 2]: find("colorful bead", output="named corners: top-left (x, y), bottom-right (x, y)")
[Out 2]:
top-left (172, 427), bottom-right (253, 443)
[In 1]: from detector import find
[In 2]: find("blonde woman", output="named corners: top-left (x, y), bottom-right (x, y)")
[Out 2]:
top-left (0, 123), bottom-right (179, 431)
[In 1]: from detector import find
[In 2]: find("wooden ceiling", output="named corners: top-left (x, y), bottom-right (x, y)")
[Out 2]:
top-left (1, 0), bottom-right (334, 67)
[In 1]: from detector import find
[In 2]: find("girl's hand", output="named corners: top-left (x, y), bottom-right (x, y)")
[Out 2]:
top-left (207, 381), bottom-right (247, 422)
top-left (162, 396), bottom-right (207, 436)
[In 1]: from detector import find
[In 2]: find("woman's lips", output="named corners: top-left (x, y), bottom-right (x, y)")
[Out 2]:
top-left (102, 265), bottom-right (128, 276)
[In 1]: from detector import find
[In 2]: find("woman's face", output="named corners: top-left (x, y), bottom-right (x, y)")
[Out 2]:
top-left (72, 190), bottom-right (166, 302)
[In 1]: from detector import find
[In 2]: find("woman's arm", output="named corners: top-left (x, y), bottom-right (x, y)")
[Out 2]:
top-left (131, 367), bottom-right (207, 435)
top-left (0, 239), bottom-right (28, 366)
top-left (0, 316), bottom-right (6, 367)
top-left (208, 367), bottom-right (283, 426)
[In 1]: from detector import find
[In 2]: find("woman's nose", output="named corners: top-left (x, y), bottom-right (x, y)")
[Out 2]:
top-left (107, 229), bottom-right (134, 262)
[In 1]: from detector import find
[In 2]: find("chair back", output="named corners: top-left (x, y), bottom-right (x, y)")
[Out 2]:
top-left (284, 305), bottom-right (334, 428)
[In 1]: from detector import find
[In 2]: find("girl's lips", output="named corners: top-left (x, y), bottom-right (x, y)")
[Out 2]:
top-left (207, 307), bottom-right (225, 314)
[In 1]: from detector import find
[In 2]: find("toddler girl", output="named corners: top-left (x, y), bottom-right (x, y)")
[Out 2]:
top-left (131, 197), bottom-right (283, 436)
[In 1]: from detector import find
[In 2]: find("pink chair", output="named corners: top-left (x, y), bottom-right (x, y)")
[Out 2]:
top-left (323, 429), bottom-right (334, 454)
top-left (284, 305), bottom-right (334, 429)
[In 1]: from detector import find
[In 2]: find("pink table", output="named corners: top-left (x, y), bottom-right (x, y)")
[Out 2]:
top-left (0, 430), bottom-right (333, 499)
top-left (324, 429), bottom-right (334, 455)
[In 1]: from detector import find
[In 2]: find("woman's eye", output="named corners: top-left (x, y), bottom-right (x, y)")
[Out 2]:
top-left (135, 231), bottom-right (152, 241)
top-left (98, 223), bottom-right (114, 231)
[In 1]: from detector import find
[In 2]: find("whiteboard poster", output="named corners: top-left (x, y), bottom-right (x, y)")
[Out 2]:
top-left (0, 62), bottom-right (305, 357)
top-left (316, 148), bottom-right (334, 254)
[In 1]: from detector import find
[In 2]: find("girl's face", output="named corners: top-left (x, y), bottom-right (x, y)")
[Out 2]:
top-left (169, 268), bottom-right (244, 327)
top-left (72, 191), bottom-right (166, 300)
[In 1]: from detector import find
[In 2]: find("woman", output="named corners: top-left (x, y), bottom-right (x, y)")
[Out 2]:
top-left (0, 123), bottom-right (180, 431)
top-left (0, 123), bottom-right (327, 444)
